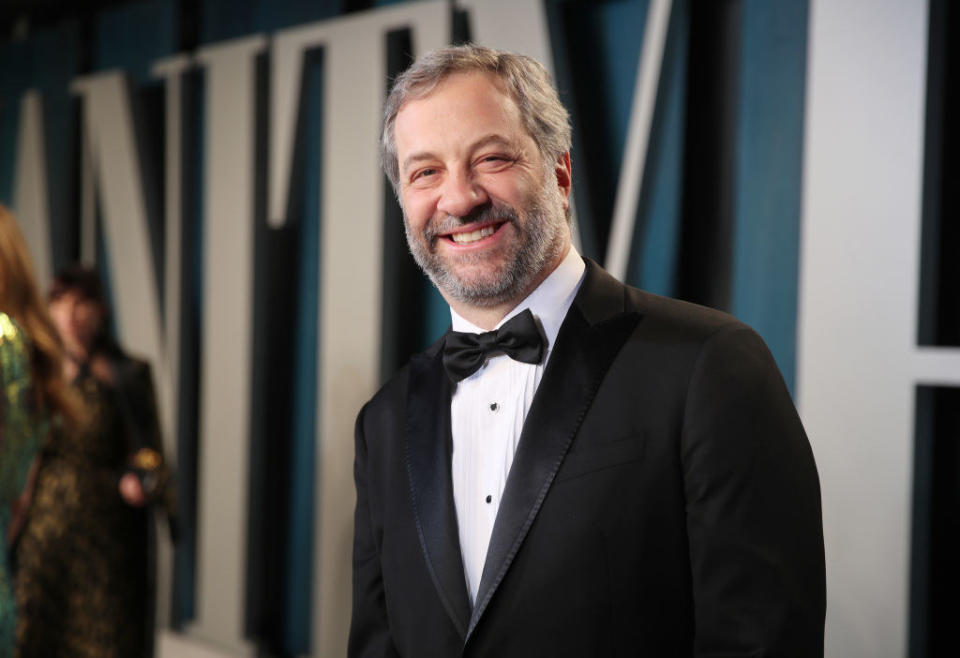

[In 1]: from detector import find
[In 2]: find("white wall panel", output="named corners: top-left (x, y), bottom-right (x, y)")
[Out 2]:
top-left (799, 2), bottom-right (931, 656)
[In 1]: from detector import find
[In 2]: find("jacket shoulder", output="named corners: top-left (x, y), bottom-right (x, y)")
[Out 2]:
top-left (626, 286), bottom-right (745, 339)
top-left (616, 284), bottom-right (787, 399)
top-left (580, 258), bottom-right (745, 342)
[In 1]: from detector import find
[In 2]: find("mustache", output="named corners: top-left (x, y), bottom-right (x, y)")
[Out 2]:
top-left (424, 202), bottom-right (521, 243)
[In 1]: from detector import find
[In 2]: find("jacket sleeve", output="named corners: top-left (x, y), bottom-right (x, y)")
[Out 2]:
top-left (348, 403), bottom-right (401, 658)
top-left (121, 359), bottom-right (176, 517)
top-left (681, 324), bottom-right (826, 657)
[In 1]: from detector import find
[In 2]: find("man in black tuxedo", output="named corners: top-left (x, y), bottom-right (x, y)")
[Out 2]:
top-left (349, 44), bottom-right (825, 657)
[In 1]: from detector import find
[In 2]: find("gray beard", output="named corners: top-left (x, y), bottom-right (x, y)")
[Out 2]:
top-left (403, 184), bottom-right (567, 308)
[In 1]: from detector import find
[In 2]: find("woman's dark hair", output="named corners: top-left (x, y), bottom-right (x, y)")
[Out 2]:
top-left (49, 264), bottom-right (121, 358)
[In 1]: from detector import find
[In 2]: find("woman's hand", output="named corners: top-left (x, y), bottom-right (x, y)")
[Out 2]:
top-left (118, 471), bottom-right (146, 507)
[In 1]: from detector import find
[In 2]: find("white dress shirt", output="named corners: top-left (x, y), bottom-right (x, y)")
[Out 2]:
top-left (449, 246), bottom-right (585, 606)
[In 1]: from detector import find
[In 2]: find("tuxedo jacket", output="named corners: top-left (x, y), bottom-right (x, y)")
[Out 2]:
top-left (349, 260), bottom-right (825, 657)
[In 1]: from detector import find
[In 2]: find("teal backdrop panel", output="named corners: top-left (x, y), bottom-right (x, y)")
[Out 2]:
top-left (626, 0), bottom-right (688, 298)
top-left (597, 0), bottom-right (650, 189)
top-left (287, 49), bottom-right (324, 654)
top-left (731, 0), bottom-right (808, 392)
top-left (95, 0), bottom-right (177, 84)
top-left (199, 0), bottom-right (345, 45)
top-left (0, 21), bottom-right (82, 268)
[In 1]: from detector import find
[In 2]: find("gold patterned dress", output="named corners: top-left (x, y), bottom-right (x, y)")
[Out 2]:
top-left (0, 314), bottom-right (48, 658)
top-left (14, 354), bottom-right (165, 658)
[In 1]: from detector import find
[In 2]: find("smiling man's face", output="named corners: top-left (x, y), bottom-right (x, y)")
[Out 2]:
top-left (394, 71), bottom-right (572, 315)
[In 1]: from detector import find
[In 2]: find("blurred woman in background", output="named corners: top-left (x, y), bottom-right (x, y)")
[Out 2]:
top-left (14, 265), bottom-right (173, 658)
top-left (0, 206), bottom-right (80, 656)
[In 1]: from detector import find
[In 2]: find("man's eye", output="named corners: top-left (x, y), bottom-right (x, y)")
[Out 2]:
top-left (478, 155), bottom-right (511, 168)
top-left (412, 168), bottom-right (437, 181)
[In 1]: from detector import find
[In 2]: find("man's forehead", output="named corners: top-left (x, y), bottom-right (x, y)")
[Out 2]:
top-left (405, 69), bottom-right (506, 104)
top-left (394, 72), bottom-right (525, 148)
top-left (396, 71), bottom-right (516, 122)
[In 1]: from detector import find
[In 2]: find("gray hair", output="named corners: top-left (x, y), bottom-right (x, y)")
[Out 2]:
top-left (380, 44), bottom-right (572, 192)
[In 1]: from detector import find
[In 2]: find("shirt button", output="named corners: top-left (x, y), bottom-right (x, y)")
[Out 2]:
top-left (489, 402), bottom-right (499, 412)
top-left (485, 495), bottom-right (492, 504)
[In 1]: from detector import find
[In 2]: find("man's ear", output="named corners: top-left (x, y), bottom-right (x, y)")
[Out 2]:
top-left (554, 152), bottom-right (572, 209)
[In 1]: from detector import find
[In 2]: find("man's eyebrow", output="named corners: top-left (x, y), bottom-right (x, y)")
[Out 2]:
top-left (400, 134), bottom-right (517, 175)
top-left (401, 151), bottom-right (438, 176)
top-left (469, 133), bottom-right (515, 153)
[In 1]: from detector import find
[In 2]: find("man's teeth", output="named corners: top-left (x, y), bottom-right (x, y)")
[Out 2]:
top-left (451, 225), bottom-right (496, 244)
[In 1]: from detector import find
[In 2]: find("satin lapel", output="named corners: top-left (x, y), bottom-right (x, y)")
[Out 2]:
top-left (467, 261), bottom-right (641, 638)
top-left (406, 347), bottom-right (472, 638)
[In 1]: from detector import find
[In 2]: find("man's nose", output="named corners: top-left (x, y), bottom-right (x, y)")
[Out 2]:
top-left (436, 172), bottom-right (488, 218)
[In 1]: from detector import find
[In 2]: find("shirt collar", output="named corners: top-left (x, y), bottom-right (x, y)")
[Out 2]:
top-left (450, 245), bottom-right (586, 353)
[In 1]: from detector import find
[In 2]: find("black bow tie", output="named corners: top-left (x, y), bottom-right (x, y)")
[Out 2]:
top-left (442, 309), bottom-right (545, 383)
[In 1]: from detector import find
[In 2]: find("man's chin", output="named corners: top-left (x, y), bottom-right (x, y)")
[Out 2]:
top-left (434, 268), bottom-right (518, 307)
